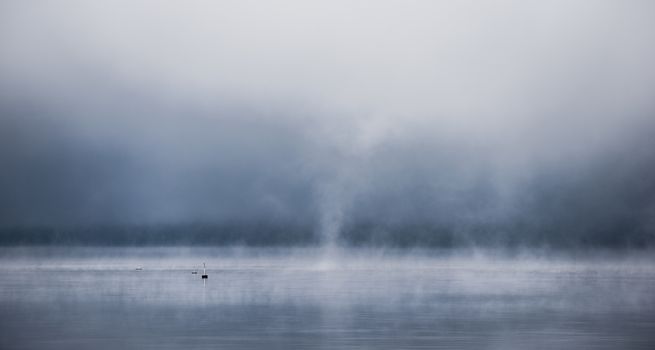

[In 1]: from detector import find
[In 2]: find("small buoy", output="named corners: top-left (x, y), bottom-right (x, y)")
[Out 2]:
top-left (201, 263), bottom-right (208, 279)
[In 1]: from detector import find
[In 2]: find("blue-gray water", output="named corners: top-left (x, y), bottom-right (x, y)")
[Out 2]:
top-left (1, 247), bottom-right (654, 349)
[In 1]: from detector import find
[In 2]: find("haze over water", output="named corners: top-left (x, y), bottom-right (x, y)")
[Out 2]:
top-left (1, 247), bottom-right (654, 349)
top-left (2, 1), bottom-right (655, 348)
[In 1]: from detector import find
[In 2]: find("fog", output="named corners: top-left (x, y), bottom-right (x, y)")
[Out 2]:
top-left (1, 246), bottom-right (654, 349)
top-left (1, 1), bottom-right (655, 247)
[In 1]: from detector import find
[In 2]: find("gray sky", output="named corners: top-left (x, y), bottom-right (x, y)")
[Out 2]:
top-left (1, 1), bottom-right (655, 244)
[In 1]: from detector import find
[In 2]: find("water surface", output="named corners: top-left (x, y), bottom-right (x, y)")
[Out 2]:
top-left (1, 247), bottom-right (654, 349)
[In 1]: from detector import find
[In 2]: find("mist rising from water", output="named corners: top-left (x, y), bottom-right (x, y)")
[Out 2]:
top-left (1, 1), bottom-right (655, 248)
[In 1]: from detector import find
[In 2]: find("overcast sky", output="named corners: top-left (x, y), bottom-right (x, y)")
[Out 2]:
top-left (1, 1), bottom-right (654, 244)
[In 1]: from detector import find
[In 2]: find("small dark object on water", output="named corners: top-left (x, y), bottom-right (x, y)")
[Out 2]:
top-left (191, 271), bottom-right (198, 274)
top-left (201, 263), bottom-right (208, 279)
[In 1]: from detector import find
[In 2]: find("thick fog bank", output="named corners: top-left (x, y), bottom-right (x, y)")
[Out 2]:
top-left (1, 1), bottom-right (655, 249)
top-left (0, 217), bottom-right (653, 249)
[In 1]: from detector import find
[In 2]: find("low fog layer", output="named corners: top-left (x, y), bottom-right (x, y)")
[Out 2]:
top-left (1, 1), bottom-right (654, 247)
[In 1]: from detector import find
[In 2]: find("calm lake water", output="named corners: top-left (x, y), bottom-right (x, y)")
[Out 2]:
top-left (1, 247), bottom-right (654, 349)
